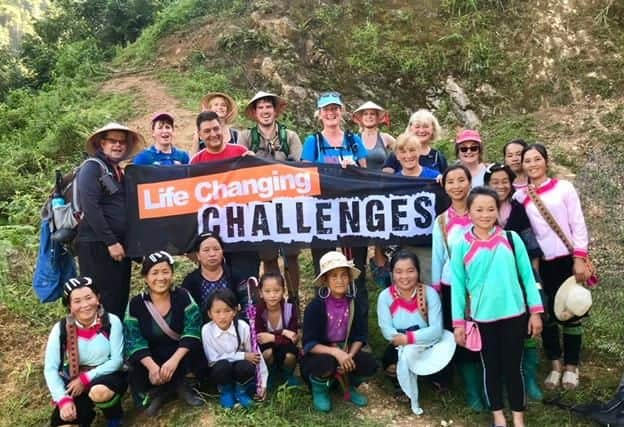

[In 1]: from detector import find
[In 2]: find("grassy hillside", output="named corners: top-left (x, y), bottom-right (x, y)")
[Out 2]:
top-left (0, 0), bottom-right (623, 426)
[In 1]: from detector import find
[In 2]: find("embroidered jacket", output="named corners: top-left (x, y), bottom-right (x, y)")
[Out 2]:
top-left (44, 313), bottom-right (123, 407)
top-left (513, 178), bottom-right (588, 260)
top-left (450, 226), bottom-right (544, 327)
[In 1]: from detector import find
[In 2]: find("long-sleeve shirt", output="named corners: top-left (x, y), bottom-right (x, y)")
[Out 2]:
top-left (201, 319), bottom-right (268, 387)
top-left (377, 284), bottom-right (443, 346)
top-left (255, 301), bottom-right (299, 345)
top-left (513, 178), bottom-right (588, 259)
top-left (76, 151), bottom-right (126, 246)
top-left (44, 313), bottom-right (123, 407)
top-left (450, 226), bottom-right (544, 327)
top-left (430, 207), bottom-right (472, 292)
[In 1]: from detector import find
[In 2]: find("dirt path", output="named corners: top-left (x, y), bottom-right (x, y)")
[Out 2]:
top-left (100, 73), bottom-right (197, 154)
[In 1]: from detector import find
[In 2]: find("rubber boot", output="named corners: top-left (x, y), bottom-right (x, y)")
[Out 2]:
top-left (458, 362), bottom-right (485, 412)
top-left (310, 376), bottom-right (332, 412)
top-left (218, 384), bottom-right (235, 409)
top-left (346, 375), bottom-right (368, 407)
top-left (282, 366), bottom-right (301, 386)
top-left (523, 345), bottom-right (544, 401)
top-left (235, 382), bottom-right (254, 408)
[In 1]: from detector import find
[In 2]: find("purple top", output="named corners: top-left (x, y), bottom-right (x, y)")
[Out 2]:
top-left (325, 296), bottom-right (350, 343)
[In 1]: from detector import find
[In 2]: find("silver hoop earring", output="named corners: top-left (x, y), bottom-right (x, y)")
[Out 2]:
top-left (318, 286), bottom-right (330, 299)
top-left (347, 282), bottom-right (357, 299)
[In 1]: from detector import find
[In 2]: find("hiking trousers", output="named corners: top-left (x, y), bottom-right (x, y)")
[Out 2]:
top-left (76, 241), bottom-right (131, 320)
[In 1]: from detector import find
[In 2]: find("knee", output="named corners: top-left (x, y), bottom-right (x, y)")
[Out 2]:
top-left (283, 352), bottom-right (297, 369)
top-left (88, 385), bottom-right (114, 402)
top-left (263, 348), bottom-right (274, 365)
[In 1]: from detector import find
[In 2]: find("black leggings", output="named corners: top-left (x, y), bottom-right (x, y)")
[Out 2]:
top-left (260, 341), bottom-right (299, 367)
top-left (479, 315), bottom-right (527, 412)
top-left (300, 350), bottom-right (378, 379)
top-left (209, 360), bottom-right (256, 385)
top-left (539, 255), bottom-right (582, 364)
top-left (76, 241), bottom-right (131, 320)
top-left (50, 371), bottom-right (126, 426)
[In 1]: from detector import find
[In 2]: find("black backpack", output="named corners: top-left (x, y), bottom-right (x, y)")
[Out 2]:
top-left (250, 123), bottom-right (290, 158)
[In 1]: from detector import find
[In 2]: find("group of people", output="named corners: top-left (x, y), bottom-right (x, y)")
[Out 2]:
top-left (43, 89), bottom-right (595, 427)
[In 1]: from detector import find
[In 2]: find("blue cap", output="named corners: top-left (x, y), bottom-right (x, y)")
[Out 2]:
top-left (317, 91), bottom-right (344, 109)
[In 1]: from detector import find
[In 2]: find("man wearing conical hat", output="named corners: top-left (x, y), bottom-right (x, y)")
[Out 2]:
top-left (76, 122), bottom-right (146, 319)
top-left (238, 91), bottom-right (303, 302)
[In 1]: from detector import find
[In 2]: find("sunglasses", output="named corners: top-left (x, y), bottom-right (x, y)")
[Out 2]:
top-left (102, 137), bottom-right (128, 145)
top-left (459, 145), bottom-right (480, 153)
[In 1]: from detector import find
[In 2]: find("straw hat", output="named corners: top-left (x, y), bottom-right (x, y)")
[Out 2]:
top-left (85, 122), bottom-right (145, 157)
top-left (405, 330), bottom-right (457, 376)
top-left (244, 91), bottom-right (288, 121)
top-left (554, 276), bottom-right (592, 322)
top-left (313, 251), bottom-right (361, 283)
top-left (352, 101), bottom-right (390, 127)
top-left (200, 92), bottom-right (238, 124)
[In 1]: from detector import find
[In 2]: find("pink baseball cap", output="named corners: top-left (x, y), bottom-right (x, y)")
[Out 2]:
top-left (455, 129), bottom-right (481, 145)
top-left (150, 111), bottom-right (175, 124)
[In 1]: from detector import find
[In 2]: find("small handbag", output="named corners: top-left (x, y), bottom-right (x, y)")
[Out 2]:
top-left (464, 320), bottom-right (482, 352)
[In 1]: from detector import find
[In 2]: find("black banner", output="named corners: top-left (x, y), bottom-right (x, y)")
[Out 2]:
top-left (124, 156), bottom-right (450, 257)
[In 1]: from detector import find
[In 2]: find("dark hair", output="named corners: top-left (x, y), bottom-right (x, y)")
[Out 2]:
top-left (253, 96), bottom-right (277, 109)
top-left (390, 249), bottom-right (421, 276)
top-left (206, 288), bottom-right (238, 312)
top-left (196, 110), bottom-right (221, 131)
top-left (151, 116), bottom-right (174, 130)
top-left (62, 277), bottom-right (98, 307)
top-left (484, 163), bottom-right (516, 187)
top-left (442, 164), bottom-right (472, 187)
top-left (467, 186), bottom-right (500, 210)
top-left (502, 138), bottom-right (527, 156)
top-left (192, 231), bottom-right (224, 253)
top-left (141, 251), bottom-right (175, 276)
top-left (521, 143), bottom-right (549, 165)
top-left (259, 271), bottom-right (286, 289)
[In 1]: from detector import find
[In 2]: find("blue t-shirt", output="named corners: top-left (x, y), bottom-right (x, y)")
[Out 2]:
top-left (397, 166), bottom-right (440, 179)
top-left (301, 132), bottom-right (368, 165)
top-left (133, 146), bottom-right (190, 166)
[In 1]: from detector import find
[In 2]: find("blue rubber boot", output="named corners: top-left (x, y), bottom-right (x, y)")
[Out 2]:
top-left (347, 376), bottom-right (368, 407)
top-left (218, 384), bottom-right (236, 409)
top-left (310, 376), bottom-right (332, 412)
top-left (235, 382), bottom-right (254, 408)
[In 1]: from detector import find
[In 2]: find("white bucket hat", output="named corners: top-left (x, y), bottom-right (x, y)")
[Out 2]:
top-left (402, 330), bottom-right (457, 376)
top-left (554, 276), bottom-right (592, 322)
top-left (313, 251), bottom-right (361, 283)
top-left (244, 91), bottom-right (287, 121)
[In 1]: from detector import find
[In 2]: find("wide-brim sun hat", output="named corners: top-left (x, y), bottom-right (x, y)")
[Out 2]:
top-left (201, 92), bottom-right (238, 124)
top-left (352, 101), bottom-right (390, 127)
top-left (244, 91), bottom-right (288, 121)
top-left (455, 129), bottom-right (482, 145)
top-left (313, 251), bottom-right (361, 283)
top-left (554, 276), bottom-right (592, 322)
top-left (407, 330), bottom-right (457, 376)
top-left (85, 122), bottom-right (145, 157)
top-left (317, 91), bottom-right (344, 109)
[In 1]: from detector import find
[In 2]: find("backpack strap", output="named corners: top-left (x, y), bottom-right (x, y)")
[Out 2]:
top-left (282, 302), bottom-right (293, 329)
top-left (250, 127), bottom-right (261, 153)
top-left (416, 284), bottom-right (428, 324)
top-left (277, 122), bottom-right (290, 158)
top-left (315, 132), bottom-right (323, 161)
top-left (72, 157), bottom-right (112, 213)
top-left (143, 296), bottom-right (181, 341)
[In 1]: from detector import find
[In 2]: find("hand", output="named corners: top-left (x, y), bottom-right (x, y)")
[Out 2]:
top-left (160, 357), bottom-right (180, 383)
top-left (435, 174), bottom-right (443, 184)
top-left (65, 377), bottom-right (85, 397)
top-left (243, 150), bottom-right (255, 156)
top-left (573, 258), bottom-right (590, 283)
top-left (528, 313), bottom-right (543, 338)
top-left (107, 243), bottom-right (125, 262)
top-left (339, 157), bottom-right (356, 168)
top-left (245, 352), bottom-right (261, 364)
top-left (281, 329), bottom-right (297, 343)
top-left (454, 326), bottom-right (466, 348)
top-left (334, 349), bottom-right (355, 372)
top-left (391, 334), bottom-right (409, 346)
top-left (59, 402), bottom-right (77, 422)
top-left (148, 365), bottom-right (162, 385)
top-left (257, 332), bottom-right (275, 345)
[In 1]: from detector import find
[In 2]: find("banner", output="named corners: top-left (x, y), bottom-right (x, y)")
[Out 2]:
top-left (125, 156), bottom-right (450, 257)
